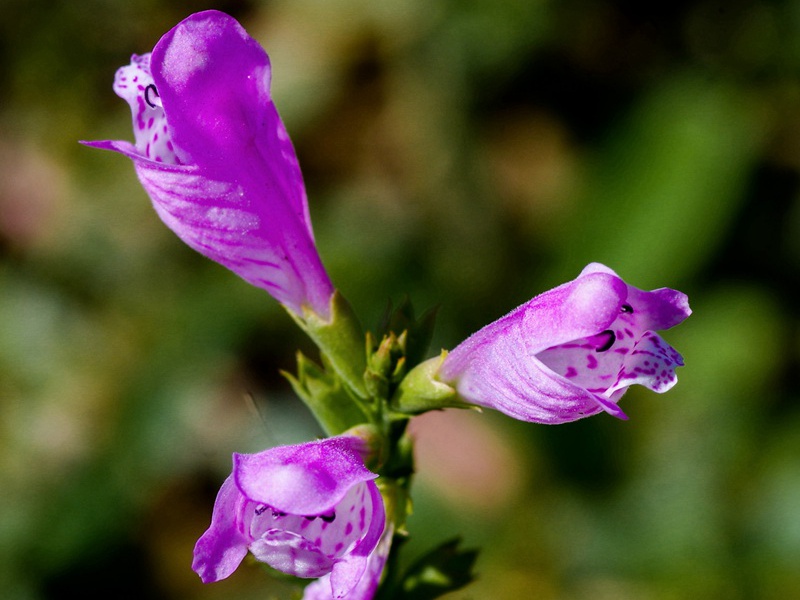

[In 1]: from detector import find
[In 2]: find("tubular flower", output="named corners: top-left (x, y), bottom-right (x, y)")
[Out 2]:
top-left (84, 10), bottom-right (334, 319)
top-left (437, 263), bottom-right (691, 424)
top-left (192, 436), bottom-right (386, 598)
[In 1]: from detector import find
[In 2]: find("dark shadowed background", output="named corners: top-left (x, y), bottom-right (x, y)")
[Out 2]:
top-left (2, 0), bottom-right (800, 598)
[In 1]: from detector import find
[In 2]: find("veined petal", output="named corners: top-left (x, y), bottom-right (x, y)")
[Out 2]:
top-left (151, 10), bottom-right (313, 234)
top-left (439, 271), bottom-right (626, 385)
top-left (520, 271), bottom-right (628, 354)
top-left (445, 317), bottom-right (611, 424)
top-left (83, 139), bottom-right (326, 314)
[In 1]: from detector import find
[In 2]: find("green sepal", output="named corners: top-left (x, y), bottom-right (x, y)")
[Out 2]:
top-left (342, 423), bottom-right (388, 472)
top-left (282, 351), bottom-right (371, 436)
top-left (366, 297), bottom-right (438, 403)
top-left (376, 296), bottom-right (438, 370)
top-left (293, 290), bottom-right (369, 399)
top-left (365, 331), bottom-right (407, 401)
top-left (390, 353), bottom-right (472, 415)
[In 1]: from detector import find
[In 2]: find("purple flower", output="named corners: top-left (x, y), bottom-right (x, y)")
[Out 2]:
top-left (438, 263), bottom-right (691, 424)
top-left (193, 435), bottom-right (386, 598)
top-left (84, 11), bottom-right (334, 318)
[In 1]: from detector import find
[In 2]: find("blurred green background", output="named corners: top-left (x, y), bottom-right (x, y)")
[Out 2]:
top-left (2, 0), bottom-right (800, 598)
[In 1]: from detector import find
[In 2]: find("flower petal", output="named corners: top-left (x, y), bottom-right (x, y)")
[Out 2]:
top-left (589, 393), bottom-right (629, 420)
top-left (235, 437), bottom-right (376, 516)
top-left (439, 271), bottom-right (626, 383)
top-left (520, 271), bottom-right (628, 354)
top-left (604, 331), bottom-right (685, 396)
top-left (191, 476), bottom-right (250, 583)
top-left (302, 486), bottom-right (389, 600)
top-left (151, 11), bottom-right (312, 236)
top-left (581, 262), bottom-right (691, 331)
top-left (328, 481), bottom-right (385, 598)
top-left (626, 286), bottom-right (692, 331)
top-left (250, 529), bottom-right (335, 578)
top-left (443, 317), bottom-right (609, 424)
top-left (111, 53), bottom-right (188, 165)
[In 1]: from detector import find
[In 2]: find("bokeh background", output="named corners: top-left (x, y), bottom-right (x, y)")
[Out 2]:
top-left (2, 0), bottom-right (800, 598)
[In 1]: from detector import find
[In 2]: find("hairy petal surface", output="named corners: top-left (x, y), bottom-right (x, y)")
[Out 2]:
top-left (439, 263), bottom-right (691, 424)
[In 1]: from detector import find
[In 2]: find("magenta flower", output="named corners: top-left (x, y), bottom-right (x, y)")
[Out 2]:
top-left (84, 10), bottom-right (333, 318)
top-left (437, 263), bottom-right (691, 424)
top-left (192, 436), bottom-right (386, 598)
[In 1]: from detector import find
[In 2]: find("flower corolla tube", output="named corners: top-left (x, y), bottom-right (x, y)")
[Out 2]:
top-left (84, 10), bottom-right (334, 319)
top-left (437, 263), bottom-right (691, 424)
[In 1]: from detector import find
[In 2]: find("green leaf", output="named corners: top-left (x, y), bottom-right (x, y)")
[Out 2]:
top-left (376, 296), bottom-right (439, 371)
top-left (550, 72), bottom-right (765, 286)
top-left (282, 351), bottom-right (371, 436)
top-left (378, 537), bottom-right (479, 600)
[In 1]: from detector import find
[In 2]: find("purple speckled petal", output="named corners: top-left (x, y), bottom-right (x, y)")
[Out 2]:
top-left (191, 476), bottom-right (250, 583)
top-left (604, 331), bottom-right (684, 396)
top-left (111, 53), bottom-right (188, 165)
top-left (438, 263), bottom-right (690, 424)
top-left (328, 481), bottom-right (385, 598)
top-left (246, 482), bottom-right (377, 569)
top-left (83, 11), bottom-right (333, 318)
top-left (302, 518), bottom-right (392, 600)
